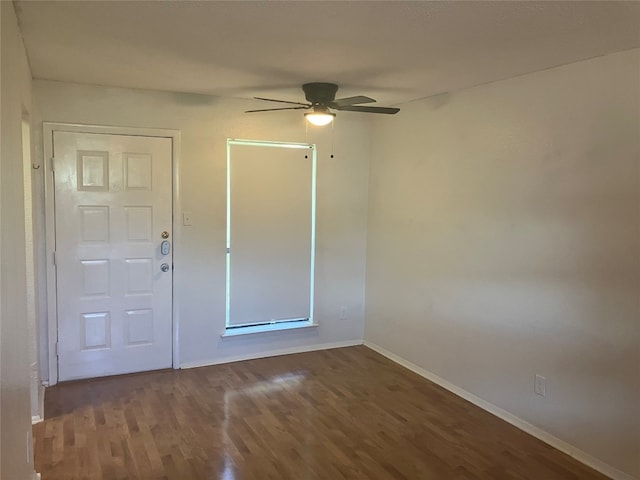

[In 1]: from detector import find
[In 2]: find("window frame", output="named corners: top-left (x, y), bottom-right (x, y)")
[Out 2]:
top-left (223, 139), bottom-right (317, 337)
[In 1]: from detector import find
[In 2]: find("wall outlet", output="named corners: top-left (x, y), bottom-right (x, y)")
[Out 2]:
top-left (339, 306), bottom-right (347, 320)
top-left (534, 374), bottom-right (546, 397)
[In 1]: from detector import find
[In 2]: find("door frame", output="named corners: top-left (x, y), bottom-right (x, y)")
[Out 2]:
top-left (43, 122), bottom-right (182, 385)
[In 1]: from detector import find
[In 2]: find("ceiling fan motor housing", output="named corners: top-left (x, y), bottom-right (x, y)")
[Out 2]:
top-left (303, 82), bottom-right (339, 105)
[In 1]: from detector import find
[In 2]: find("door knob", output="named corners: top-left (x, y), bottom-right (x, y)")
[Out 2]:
top-left (160, 263), bottom-right (170, 272)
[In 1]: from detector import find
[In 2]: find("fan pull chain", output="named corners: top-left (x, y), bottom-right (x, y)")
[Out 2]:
top-left (330, 118), bottom-right (335, 158)
top-left (304, 119), bottom-right (311, 161)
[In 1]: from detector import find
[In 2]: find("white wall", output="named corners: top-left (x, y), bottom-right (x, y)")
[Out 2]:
top-left (365, 49), bottom-right (640, 479)
top-left (1, 2), bottom-right (36, 479)
top-left (33, 80), bottom-right (369, 374)
top-left (30, 38), bottom-right (638, 480)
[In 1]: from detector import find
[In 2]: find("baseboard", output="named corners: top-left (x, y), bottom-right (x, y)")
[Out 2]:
top-left (180, 339), bottom-right (364, 370)
top-left (364, 341), bottom-right (636, 480)
top-left (31, 415), bottom-right (43, 425)
top-left (33, 472), bottom-right (41, 480)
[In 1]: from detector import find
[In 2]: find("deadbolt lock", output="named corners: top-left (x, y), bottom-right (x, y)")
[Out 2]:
top-left (161, 231), bottom-right (169, 239)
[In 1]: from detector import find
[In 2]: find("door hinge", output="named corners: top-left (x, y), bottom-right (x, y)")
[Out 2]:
top-left (52, 251), bottom-right (57, 265)
top-left (55, 342), bottom-right (59, 356)
top-left (50, 157), bottom-right (55, 172)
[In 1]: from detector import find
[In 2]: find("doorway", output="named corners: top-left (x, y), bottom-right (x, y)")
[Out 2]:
top-left (44, 124), bottom-right (180, 383)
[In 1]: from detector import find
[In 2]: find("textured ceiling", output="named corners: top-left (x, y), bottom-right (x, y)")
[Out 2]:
top-left (14, 1), bottom-right (640, 106)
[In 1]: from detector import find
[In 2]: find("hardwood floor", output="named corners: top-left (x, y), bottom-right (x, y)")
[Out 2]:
top-left (34, 346), bottom-right (610, 480)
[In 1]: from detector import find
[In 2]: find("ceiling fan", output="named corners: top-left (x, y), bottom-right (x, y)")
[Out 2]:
top-left (245, 83), bottom-right (400, 126)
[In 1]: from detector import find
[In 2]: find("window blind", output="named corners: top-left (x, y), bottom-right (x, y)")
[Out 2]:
top-left (226, 141), bottom-right (315, 328)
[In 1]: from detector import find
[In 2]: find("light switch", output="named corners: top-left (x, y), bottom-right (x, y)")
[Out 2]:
top-left (183, 212), bottom-right (193, 226)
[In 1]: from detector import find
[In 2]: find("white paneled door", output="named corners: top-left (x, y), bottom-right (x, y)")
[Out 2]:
top-left (53, 131), bottom-right (173, 381)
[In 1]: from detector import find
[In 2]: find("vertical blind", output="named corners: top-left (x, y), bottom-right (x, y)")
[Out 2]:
top-left (226, 141), bottom-right (315, 328)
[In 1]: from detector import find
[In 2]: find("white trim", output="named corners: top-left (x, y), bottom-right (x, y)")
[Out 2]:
top-left (31, 416), bottom-right (43, 425)
top-left (170, 132), bottom-right (182, 370)
top-left (180, 339), bottom-right (363, 369)
top-left (309, 144), bottom-right (317, 324)
top-left (42, 122), bottom-right (182, 385)
top-left (37, 382), bottom-right (45, 421)
top-left (364, 341), bottom-right (636, 480)
top-left (43, 126), bottom-right (57, 385)
top-left (43, 122), bottom-right (180, 138)
top-left (221, 321), bottom-right (318, 338)
top-left (225, 139), bottom-right (231, 327)
top-left (228, 138), bottom-right (312, 149)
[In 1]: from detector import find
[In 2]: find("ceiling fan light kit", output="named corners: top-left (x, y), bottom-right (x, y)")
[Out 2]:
top-left (246, 82), bottom-right (400, 126)
top-left (304, 106), bottom-right (336, 126)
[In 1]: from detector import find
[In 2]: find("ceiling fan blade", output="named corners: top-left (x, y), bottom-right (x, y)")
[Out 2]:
top-left (254, 97), bottom-right (311, 107)
top-left (245, 106), bottom-right (310, 113)
top-left (331, 95), bottom-right (377, 107)
top-left (335, 105), bottom-right (400, 114)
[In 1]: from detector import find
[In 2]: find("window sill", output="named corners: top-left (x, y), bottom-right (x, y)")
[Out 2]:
top-left (221, 321), bottom-right (318, 338)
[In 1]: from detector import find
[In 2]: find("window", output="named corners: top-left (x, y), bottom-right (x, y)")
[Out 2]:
top-left (224, 139), bottom-right (317, 335)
